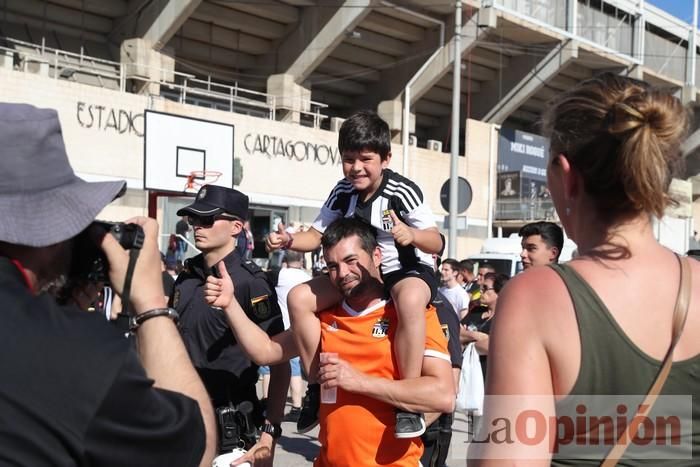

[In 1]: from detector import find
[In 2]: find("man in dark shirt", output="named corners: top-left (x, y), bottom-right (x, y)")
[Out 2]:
top-left (171, 185), bottom-right (290, 466)
top-left (0, 103), bottom-right (215, 466)
top-left (421, 291), bottom-right (462, 467)
top-left (175, 216), bottom-right (190, 263)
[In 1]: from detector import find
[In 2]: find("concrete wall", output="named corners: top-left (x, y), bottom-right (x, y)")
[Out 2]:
top-left (0, 67), bottom-right (496, 259)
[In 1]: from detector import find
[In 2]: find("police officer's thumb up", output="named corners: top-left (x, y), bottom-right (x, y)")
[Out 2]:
top-left (204, 262), bottom-right (235, 309)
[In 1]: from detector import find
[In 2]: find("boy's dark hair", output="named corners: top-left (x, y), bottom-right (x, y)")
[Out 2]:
top-left (519, 221), bottom-right (564, 259)
top-left (321, 218), bottom-right (378, 255)
top-left (338, 110), bottom-right (391, 160)
top-left (484, 272), bottom-right (510, 294)
top-left (478, 263), bottom-right (496, 273)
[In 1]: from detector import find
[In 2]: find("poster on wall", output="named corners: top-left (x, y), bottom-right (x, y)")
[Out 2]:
top-left (497, 171), bottom-right (520, 198)
top-left (497, 128), bottom-right (549, 180)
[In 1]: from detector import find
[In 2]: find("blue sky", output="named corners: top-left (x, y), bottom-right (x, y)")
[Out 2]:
top-left (648, 0), bottom-right (695, 24)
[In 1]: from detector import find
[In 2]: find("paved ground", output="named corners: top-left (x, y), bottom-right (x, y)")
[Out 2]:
top-left (265, 381), bottom-right (472, 466)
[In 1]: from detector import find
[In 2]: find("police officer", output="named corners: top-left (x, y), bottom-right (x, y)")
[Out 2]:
top-left (171, 185), bottom-right (290, 465)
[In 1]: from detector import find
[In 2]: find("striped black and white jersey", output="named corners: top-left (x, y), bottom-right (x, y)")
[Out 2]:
top-left (312, 169), bottom-right (436, 274)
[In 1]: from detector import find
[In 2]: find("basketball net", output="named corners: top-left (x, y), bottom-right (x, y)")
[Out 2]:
top-left (184, 170), bottom-right (223, 193)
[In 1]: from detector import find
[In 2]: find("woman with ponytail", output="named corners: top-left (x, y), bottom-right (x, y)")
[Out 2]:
top-left (471, 73), bottom-right (700, 466)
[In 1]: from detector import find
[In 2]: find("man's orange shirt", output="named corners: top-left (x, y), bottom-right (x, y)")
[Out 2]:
top-left (314, 300), bottom-right (450, 467)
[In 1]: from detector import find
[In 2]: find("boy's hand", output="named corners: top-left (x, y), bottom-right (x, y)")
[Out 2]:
top-left (389, 210), bottom-right (415, 246)
top-left (203, 262), bottom-right (235, 309)
top-left (265, 222), bottom-right (289, 252)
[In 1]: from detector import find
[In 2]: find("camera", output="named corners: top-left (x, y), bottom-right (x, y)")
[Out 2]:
top-left (69, 221), bottom-right (144, 284)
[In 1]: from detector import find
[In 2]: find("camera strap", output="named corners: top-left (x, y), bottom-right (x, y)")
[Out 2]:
top-left (120, 228), bottom-right (145, 316)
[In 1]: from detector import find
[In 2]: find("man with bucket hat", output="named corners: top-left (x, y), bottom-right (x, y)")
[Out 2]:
top-left (171, 185), bottom-right (290, 466)
top-left (0, 103), bottom-right (216, 465)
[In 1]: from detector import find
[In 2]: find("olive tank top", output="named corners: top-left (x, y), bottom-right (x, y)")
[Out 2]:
top-left (549, 263), bottom-right (700, 466)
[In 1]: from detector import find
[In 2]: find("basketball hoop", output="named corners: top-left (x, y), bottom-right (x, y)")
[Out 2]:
top-left (184, 170), bottom-right (223, 192)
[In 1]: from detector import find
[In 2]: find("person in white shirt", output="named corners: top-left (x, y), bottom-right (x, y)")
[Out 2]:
top-left (276, 250), bottom-right (311, 420)
top-left (438, 259), bottom-right (470, 320)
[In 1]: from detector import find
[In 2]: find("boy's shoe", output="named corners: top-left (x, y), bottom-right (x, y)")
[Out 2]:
top-left (296, 384), bottom-right (320, 434)
top-left (395, 410), bottom-right (426, 438)
top-left (284, 406), bottom-right (301, 423)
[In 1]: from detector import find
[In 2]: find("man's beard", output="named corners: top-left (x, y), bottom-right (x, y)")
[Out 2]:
top-left (42, 273), bottom-right (69, 298)
top-left (341, 274), bottom-right (382, 300)
top-left (38, 241), bottom-right (73, 302)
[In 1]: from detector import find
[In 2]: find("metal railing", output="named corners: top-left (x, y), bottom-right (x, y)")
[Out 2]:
top-left (0, 36), bottom-right (124, 90)
top-left (495, 198), bottom-right (558, 221)
top-left (0, 36), bottom-right (329, 129)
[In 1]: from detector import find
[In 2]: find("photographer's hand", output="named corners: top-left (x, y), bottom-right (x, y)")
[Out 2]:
top-left (97, 217), bottom-right (166, 313)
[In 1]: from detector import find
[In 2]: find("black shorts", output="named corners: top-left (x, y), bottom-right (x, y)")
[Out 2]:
top-left (382, 264), bottom-right (438, 303)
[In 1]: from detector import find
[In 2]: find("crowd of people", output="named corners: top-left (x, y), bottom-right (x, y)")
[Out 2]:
top-left (1, 70), bottom-right (699, 467)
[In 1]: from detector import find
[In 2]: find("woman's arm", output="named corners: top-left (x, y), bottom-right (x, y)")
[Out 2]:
top-left (469, 274), bottom-right (556, 466)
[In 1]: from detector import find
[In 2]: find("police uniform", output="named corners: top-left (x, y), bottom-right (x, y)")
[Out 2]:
top-left (170, 186), bottom-right (285, 437)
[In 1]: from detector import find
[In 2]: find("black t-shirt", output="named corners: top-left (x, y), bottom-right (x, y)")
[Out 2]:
top-left (460, 306), bottom-right (493, 379)
top-left (0, 258), bottom-right (204, 466)
top-left (433, 291), bottom-right (462, 369)
top-left (171, 251), bottom-right (284, 409)
top-left (162, 270), bottom-right (175, 297)
top-left (175, 219), bottom-right (189, 236)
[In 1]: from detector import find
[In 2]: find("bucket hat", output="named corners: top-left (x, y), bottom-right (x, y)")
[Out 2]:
top-left (0, 103), bottom-right (126, 247)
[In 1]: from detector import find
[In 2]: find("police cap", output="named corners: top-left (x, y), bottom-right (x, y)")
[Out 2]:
top-left (177, 185), bottom-right (249, 220)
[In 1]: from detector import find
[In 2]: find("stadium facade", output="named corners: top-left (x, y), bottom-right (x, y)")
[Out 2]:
top-left (1, 0), bottom-right (698, 260)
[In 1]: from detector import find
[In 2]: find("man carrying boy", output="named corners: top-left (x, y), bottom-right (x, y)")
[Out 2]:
top-left (206, 218), bottom-right (454, 466)
top-left (267, 110), bottom-right (443, 437)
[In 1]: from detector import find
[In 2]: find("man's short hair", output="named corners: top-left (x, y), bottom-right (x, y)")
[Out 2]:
top-left (519, 221), bottom-right (564, 259)
top-left (321, 218), bottom-right (378, 255)
top-left (441, 258), bottom-right (459, 271)
top-left (484, 272), bottom-right (510, 294)
top-left (478, 263), bottom-right (496, 273)
top-left (284, 250), bottom-right (304, 264)
top-left (338, 110), bottom-right (391, 160)
top-left (458, 259), bottom-right (474, 275)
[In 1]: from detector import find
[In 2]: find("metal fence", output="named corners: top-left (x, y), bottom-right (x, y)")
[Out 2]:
top-left (495, 198), bottom-right (558, 221)
top-left (0, 36), bottom-right (329, 129)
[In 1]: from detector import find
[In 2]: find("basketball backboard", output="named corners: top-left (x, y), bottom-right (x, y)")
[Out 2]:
top-left (144, 110), bottom-right (234, 193)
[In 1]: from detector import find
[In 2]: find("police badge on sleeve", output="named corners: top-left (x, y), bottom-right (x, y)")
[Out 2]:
top-left (250, 295), bottom-right (271, 320)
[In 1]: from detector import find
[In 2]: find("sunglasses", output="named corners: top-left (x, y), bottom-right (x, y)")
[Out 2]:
top-left (187, 215), bottom-right (240, 228)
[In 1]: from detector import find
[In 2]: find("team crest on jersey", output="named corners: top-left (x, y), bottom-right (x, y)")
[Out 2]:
top-left (372, 318), bottom-right (390, 338)
top-left (441, 323), bottom-right (450, 341)
top-left (381, 209), bottom-right (394, 231)
top-left (326, 321), bottom-right (339, 332)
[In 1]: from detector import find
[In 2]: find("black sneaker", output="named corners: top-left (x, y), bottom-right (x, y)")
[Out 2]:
top-left (395, 410), bottom-right (426, 438)
top-left (296, 383), bottom-right (320, 434)
top-left (284, 406), bottom-right (301, 423)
